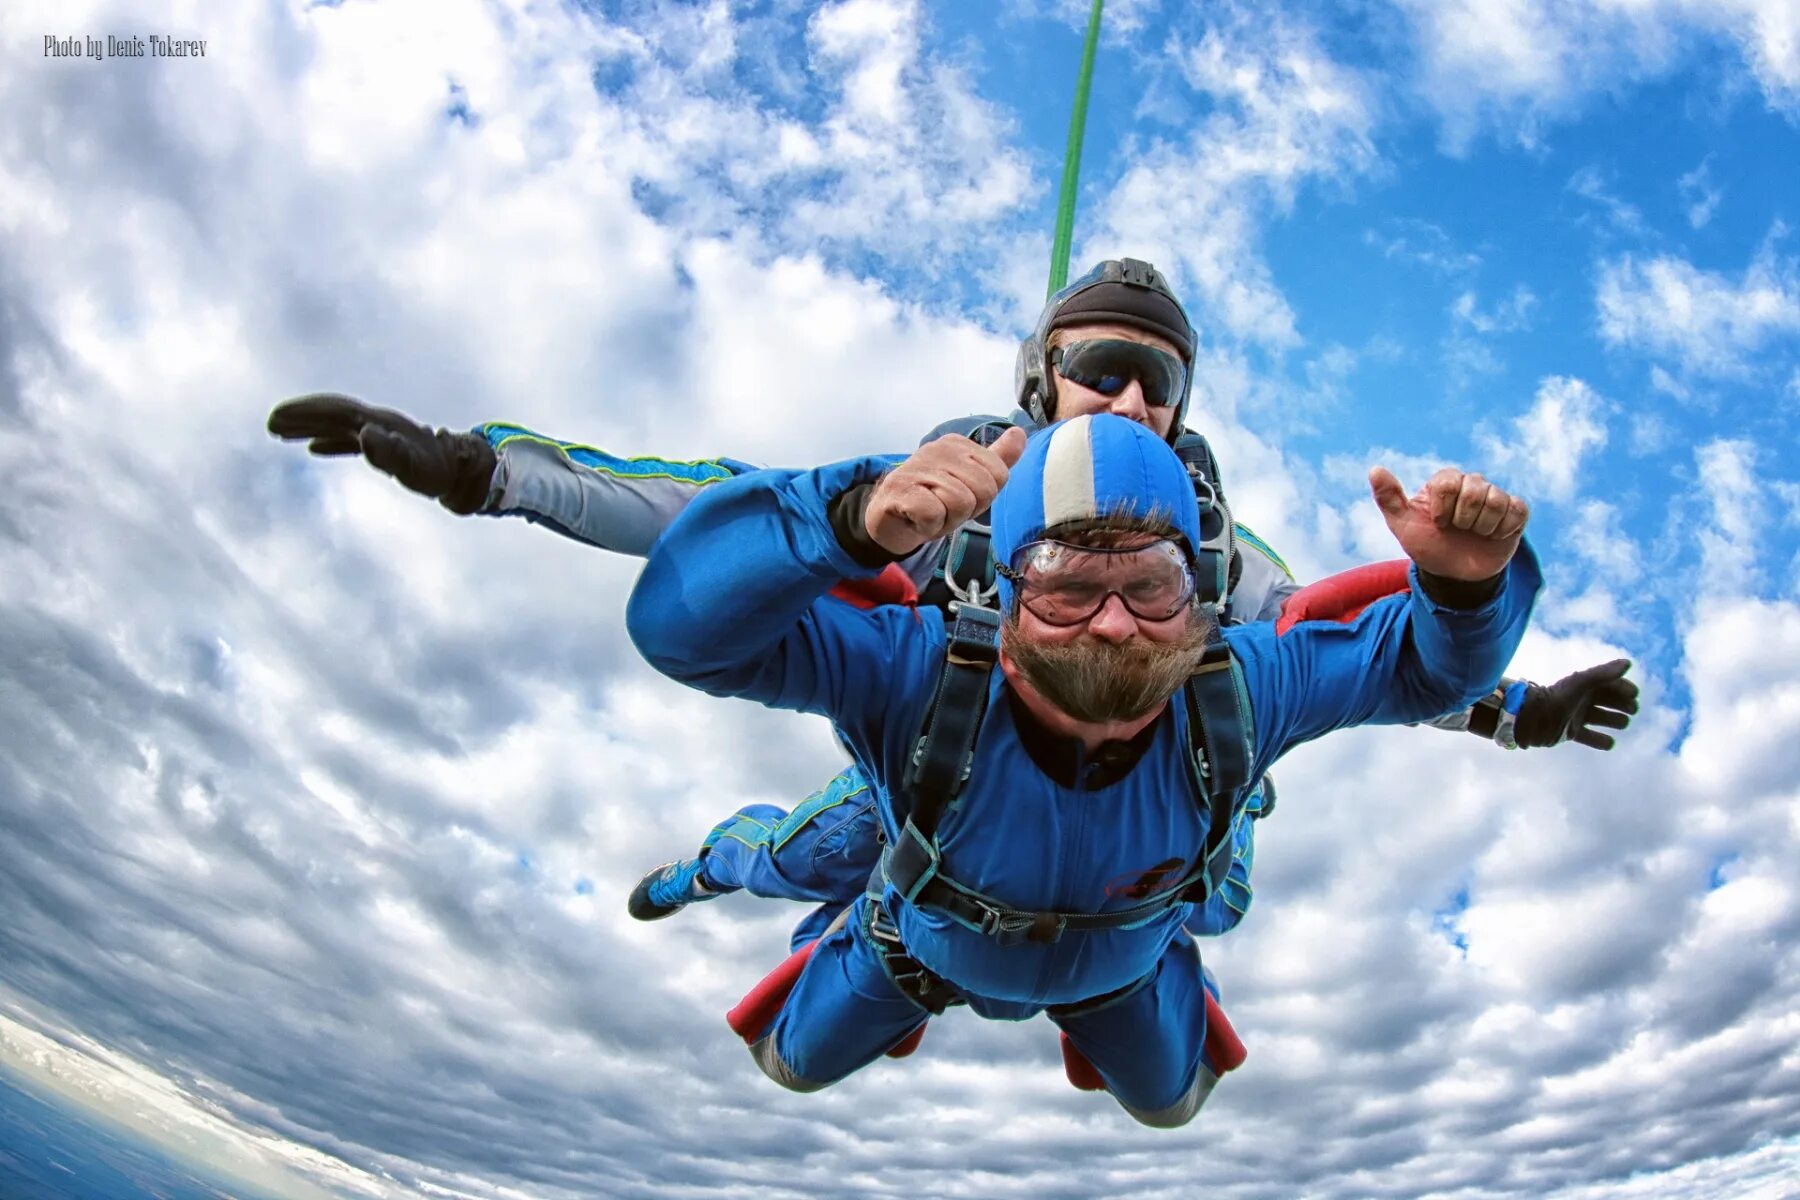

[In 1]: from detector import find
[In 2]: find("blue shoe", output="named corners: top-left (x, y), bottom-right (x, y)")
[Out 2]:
top-left (627, 858), bottom-right (717, 921)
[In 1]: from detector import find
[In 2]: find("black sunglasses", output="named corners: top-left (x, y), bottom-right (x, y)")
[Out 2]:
top-left (1049, 338), bottom-right (1187, 409)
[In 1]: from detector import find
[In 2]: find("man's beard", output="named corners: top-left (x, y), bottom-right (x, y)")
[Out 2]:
top-left (1004, 611), bottom-right (1215, 724)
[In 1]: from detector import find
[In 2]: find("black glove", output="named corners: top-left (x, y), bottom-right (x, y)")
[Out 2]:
top-left (1512, 658), bottom-right (1640, 750)
top-left (267, 393), bottom-right (497, 515)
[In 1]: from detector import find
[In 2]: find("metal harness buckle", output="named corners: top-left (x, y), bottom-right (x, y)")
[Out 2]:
top-left (975, 904), bottom-right (1066, 946)
top-left (943, 523), bottom-right (998, 608)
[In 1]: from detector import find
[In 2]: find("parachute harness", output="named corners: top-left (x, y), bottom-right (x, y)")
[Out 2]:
top-left (873, 445), bottom-right (1258, 955)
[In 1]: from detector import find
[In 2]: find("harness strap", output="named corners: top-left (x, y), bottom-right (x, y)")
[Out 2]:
top-left (901, 604), bottom-right (1001, 838)
top-left (1180, 640), bottom-right (1254, 902)
top-left (867, 899), bottom-right (963, 1015)
top-left (887, 527), bottom-right (1259, 945)
top-left (1175, 434), bottom-right (1234, 615)
top-left (882, 835), bottom-right (1213, 945)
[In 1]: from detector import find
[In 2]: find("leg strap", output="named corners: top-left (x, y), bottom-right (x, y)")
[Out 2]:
top-left (867, 899), bottom-right (964, 1016)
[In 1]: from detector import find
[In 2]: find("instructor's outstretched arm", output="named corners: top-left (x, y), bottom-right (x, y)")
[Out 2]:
top-left (268, 394), bottom-right (753, 556)
top-left (268, 393), bottom-right (497, 514)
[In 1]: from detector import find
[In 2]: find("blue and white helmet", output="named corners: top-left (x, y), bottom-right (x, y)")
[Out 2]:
top-left (989, 413), bottom-right (1204, 614)
top-left (1015, 258), bottom-right (1197, 443)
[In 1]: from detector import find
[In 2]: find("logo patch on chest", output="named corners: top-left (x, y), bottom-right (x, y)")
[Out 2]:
top-left (1104, 856), bottom-right (1187, 899)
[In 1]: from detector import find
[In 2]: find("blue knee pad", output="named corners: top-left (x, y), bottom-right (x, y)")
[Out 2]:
top-left (698, 767), bottom-right (882, 902)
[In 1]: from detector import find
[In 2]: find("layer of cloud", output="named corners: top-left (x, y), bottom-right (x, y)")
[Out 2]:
top-left (1004, 0), bottom-right (1164, 39)
top-left (1364, 218), bottom-right (1485, 278)
top-left (0, 2), bottom-right (1795, 1199)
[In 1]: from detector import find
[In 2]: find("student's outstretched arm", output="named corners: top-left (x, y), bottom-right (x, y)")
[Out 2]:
top-left (1232, 467), bottom-right (1542, 773)
top-left (628, 431), bottom-right (1025, 746)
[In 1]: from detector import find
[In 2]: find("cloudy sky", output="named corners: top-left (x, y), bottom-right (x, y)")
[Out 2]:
top-left (2, 0), bottom-right (1798, 1196)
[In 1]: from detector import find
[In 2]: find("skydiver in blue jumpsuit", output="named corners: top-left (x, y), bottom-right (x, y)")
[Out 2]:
top-left (266, 259), bottom-right (1637, 949)
top-left (625, 412), bottom-right (1541, 1123)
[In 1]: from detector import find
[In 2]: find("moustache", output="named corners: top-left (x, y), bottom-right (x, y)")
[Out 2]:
top-left (1004, 615), bottom-right (1213, 724)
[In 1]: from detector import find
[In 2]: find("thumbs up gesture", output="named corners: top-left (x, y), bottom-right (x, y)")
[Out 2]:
top-left (865, 426), bottom-right (1029, 557)
top-left (1369, 466), bottom-right (1529, 581)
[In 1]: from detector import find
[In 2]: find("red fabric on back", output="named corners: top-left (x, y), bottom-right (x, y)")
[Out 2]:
top-left (1059, 989), bottom-right (1246, 1093)
top-left (726, 937), bottom-right (930, 1059)
top-left (1203, 988), bottom-right (1247, 1071)
top-left (1274, 559), bottom-right (1411, 635)
top-left (826, 563), bottom-right (919, 610)
top-left (726, 941), bottom-right (816, 1043)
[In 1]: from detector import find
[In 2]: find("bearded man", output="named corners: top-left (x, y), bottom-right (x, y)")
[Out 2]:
top-left (626, 412), bottom-right (1539, 1126)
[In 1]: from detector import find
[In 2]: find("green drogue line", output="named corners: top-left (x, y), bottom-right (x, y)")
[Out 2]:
top-left (1048, 0), bottom-right (1105, 296)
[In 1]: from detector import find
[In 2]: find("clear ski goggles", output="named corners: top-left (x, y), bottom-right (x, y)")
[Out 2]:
top-left (997, 537), bottom-right (1197, 626)
top-left (1049, 338), bottom-right (1188, 409)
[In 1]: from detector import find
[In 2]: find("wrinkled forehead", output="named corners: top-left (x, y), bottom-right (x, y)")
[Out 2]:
top-left (1045, 322), bottom-right (1184, 361)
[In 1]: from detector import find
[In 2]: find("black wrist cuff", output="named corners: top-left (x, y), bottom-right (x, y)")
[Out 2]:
top-left (440, 432), bottom-right (499, 516)
top-left (1466, 694), bottom-right (1502, 739)
top-left (1417, 565), bottom-right (1506, 609)
top-left (828, 482), bottom-right (904, 568)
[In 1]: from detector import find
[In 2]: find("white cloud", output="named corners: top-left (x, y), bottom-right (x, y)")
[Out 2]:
top-left (546, 0), bottom-right (1034, 276)
top-left (1364, 218), bottom-right (1484, 276)
top-left (1629, 410), bottom-right (1676, 455)
top-left (785, 0), bottom-right (1033, 258)
top-left (1395, 0), bottom-right (1800, 147)
top-left (1448, 284), bottom-right (1540, 387)
top-left (1678, 594), bottom-right (1800, 798)
top-left (1570, 165), bottom-right (1649, 235)
top-left (1648, 364), bottom-right (1691, 401)
top-left (1569, 499), bottom-right (1643, 583)
top-left (810, 0), bottom-right (912, 124)
top-left (1695, 438), bottom-right (1765, 594)
top-left (1480, 375), bottom-right (1609, 503)
top-left (669, 239), bottom-right (1013, 462)
top-left (1777, 479), bottom-right (1800, 528)
top-left (1678, 157), bottom-right (1724, 229)
top-left (1087, 5), bottom-right (1377, 347)
top-left (1454, 284), bottom-right (1539, 334)
top-left (1597, 244), bottom-right (1800, 376)
top-left (1006, 0), bottom-right (1163, 39)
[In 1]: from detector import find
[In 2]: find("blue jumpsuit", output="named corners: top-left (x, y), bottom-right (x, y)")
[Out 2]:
top-left (626, 446), bottom-right (1541, 1124)
top-left (474, 415), bottom-right (1299, 942)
